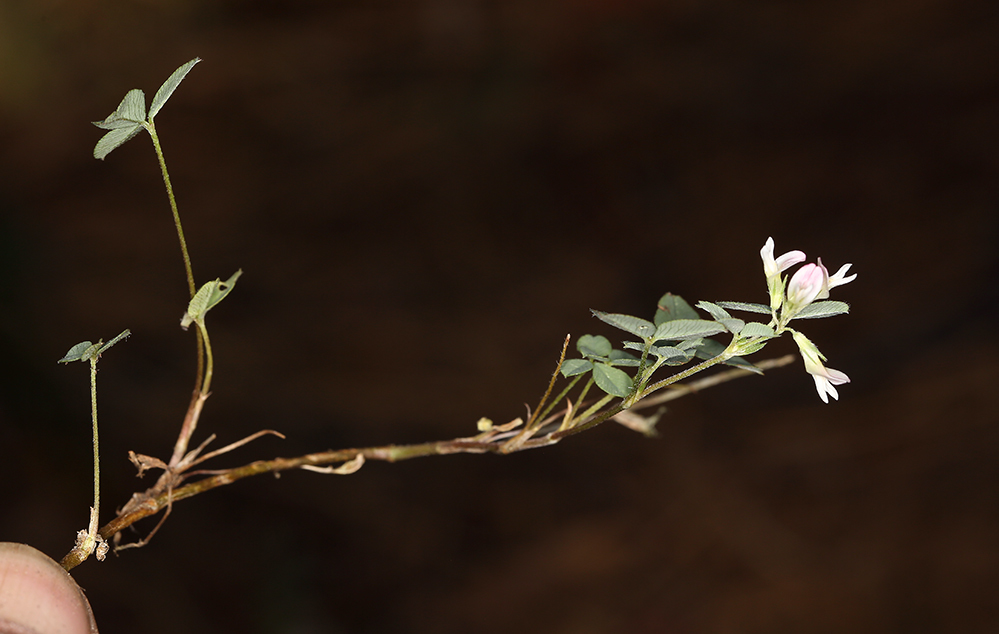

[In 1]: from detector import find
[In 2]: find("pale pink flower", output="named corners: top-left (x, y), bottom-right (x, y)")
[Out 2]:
top-left (785, 262), bottom-right (826, 313)
top-left (792, 331), bottom-right (850, 403)
top-left (785, 258), bottom-right (857, 316)
top-left (761, 237), bottom-right (806, 312)
top-left (760, 237), bottom-right (806, 279)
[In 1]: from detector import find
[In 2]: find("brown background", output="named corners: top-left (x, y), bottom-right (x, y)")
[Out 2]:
top-left (1, 0), bottom-right (997, 632)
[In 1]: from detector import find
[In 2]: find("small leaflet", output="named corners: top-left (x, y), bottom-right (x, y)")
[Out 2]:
top-left (591, 363), bottom-right (632, 398)
top-left (149, 58), bottom-right (201, 120)
top-left (181, 269), bottom-right (243, 329)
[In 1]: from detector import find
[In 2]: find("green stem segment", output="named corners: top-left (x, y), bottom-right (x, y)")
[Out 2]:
top-left (89, 357), bottom-right (100, 537)
top-left (147, 120), bottom-right (205, 390)
top-left (639, 350), bottom-right (731, 400)
top-left (197, 320), bottom-right (214, 395)
top-left (146, 120), bottom-right (196, 299)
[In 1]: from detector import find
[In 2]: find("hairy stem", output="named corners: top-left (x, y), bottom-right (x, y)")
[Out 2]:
top-left (146, 121), bottom-right (195, 299)
top-left (89, 358), bottom-right (100, 536)
top-left (197, 321), bottom-right (214, 396)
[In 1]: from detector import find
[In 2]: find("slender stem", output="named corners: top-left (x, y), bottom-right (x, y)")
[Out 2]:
top-left (555, 351), bottom-right (733, 441)
top-left (89, 358), bottom-right (100, 535)
top-left (146, 120), bottom-right (196, 299)
top-left (170, 393), bottom-right (209, 468)
top-left (638, 351), bottom-right (731, 401)
top-left (539, 374), bottom-right (582, 426)
top-left (168, 321), bottom-right (214, 466)
top-left (555, 377), bottom-right (596, 432)
top-left (628, 354), bottom-right (795, 411)
top-left (197, 320), bottom-right (214, 395)
top-left (524, 334), bottom-right (570, 431)
top-left (62, 358), bottom-right (103, 568)
top-left (569, 393), bottom-right (613, 430)
top-left (551, 401), bottom-right (627, 441)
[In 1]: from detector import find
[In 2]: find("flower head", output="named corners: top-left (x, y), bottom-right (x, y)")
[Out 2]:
top-left (785, 262), bottom-right (827, 313)
top-left (792, 330), bottom-right (850, 403)
top-left (783, 257), bottom-right (857, 319)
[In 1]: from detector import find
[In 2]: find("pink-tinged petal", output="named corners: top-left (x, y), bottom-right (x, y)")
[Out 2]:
top-left (761, 237), bottom-right (806, 278)
top-left (786, 263), bottom-right (826, 310)
top-left (824, 367), bottom-right (850, 385)
top-left (775, 249), bottom-right (806, 273)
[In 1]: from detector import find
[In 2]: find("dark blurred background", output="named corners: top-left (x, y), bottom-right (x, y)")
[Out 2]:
top-left (1, 1), bottom-right (997, 632)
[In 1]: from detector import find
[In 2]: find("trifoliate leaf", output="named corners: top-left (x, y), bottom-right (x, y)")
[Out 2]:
top-left (149, 58), bottom-right (201, 120)
top-left (58, 330), bottom-right (131, 363)
top-left (92, 88), bottom-right (150, 159)
top-left (591, 310), bottom-right (657, 339)
top-left (181, 269), bottom-right (243, 329)
top-left (653, 319), bottom-right (726, 341)
top-left (654, 293), bottom-right (699, 325)
top-left (577, 334), bottom-right (612, 359)
top-left (592, 363), bottom-right (632, 398)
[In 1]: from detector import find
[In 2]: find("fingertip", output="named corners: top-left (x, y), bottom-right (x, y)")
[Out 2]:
top-left (0, 543), bottom-right (98, 634)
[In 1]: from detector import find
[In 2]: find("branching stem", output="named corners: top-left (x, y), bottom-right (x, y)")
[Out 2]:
top-left (58, 354), bottom-right (795, 572)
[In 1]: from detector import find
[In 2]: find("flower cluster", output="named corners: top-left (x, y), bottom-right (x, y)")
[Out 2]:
top-left (761, 237), bottom-right (856, 403)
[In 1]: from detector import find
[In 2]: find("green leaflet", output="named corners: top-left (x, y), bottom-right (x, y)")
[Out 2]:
top-left (591, 363), bottom-right (632, 398)
top-left (181, 269), bottom-right (243, 329)
top-left (150, 58), bottom-right (201, 120)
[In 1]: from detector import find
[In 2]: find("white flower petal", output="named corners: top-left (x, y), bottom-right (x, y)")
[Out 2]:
top-left (812, 374), bottom-right (839, 403)
top-left (828, 263), bottom-right (857, 289)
